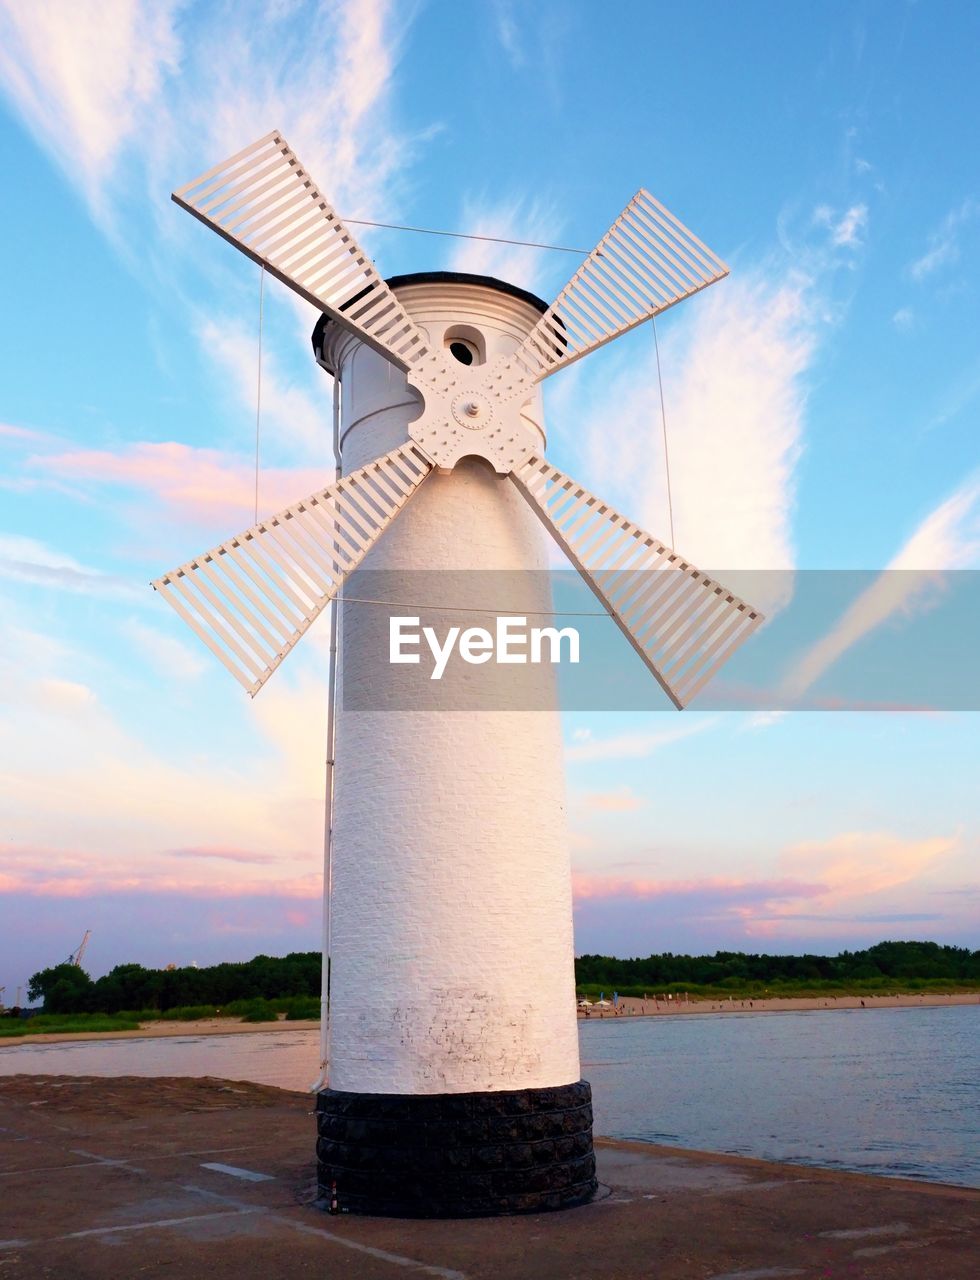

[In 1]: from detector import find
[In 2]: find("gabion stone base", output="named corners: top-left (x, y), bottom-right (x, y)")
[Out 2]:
top-left (315, 1080), bottom-right (596, 1217)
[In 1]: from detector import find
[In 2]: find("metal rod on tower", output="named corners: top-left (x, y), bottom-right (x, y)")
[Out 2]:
top-left (312, 372), bottom-right (342, 1093)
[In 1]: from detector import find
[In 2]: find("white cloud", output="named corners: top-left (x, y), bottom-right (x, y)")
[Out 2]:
top-left (576, 787), bottom-right (646, 812)
top-left (491, 0), bottom-right (526, 68)
top-left (0, 534), bottom-right (142, 600)
top-left (124, 618), bottom-right (207, 682)
top-left (925, 358), bottom-right (980, 433)
top-left (781, 473), bottom-right (980, 700)
top-left (742, 710), bottom-right (787, 731)
top-left (0, 1), bottom-right (411, 228)
top-left (0, 608), bottom-right (326, 881)
top-left (0, 596), bottom-right (70, 680)
top-left (0, 0), bottom-right (181, 213)
top-left (156, 0), bottom-right (411, 226)
top-left (909, 199), bottom-right (978, 281)
top-left (657, 274), bottom-right (811, 577)
top-left (34, 678), bottom-right (98, 716)
top-left (198, 316), bottom-right (330, 459)
top-left (445, 196), bottom-right (567, 297)
top-left (889, 477), bottom-right (980, 570)
top-left (551, 265), bottom-right (816, 621)
top-left (814, 202), bottom-right (868, 248)
top-left (892, 306), bottom-right (914, 331)
top-left (566, 718), bottom-right (714, 762)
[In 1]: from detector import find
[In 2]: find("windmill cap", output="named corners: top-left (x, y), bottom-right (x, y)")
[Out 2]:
top-left (311, 271), bottom-right (556, 370)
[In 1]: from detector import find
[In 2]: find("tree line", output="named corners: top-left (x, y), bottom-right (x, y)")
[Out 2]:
top-left (26, 952), bottom-right (321, 1014)
top-left (575, 940), bottom-right (980, 990)
top-left (22, 940), bottom-right (979, 1014)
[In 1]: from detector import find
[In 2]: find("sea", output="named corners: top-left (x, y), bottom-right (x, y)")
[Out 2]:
top-left (1, 1003), bottom-right (977, 1189)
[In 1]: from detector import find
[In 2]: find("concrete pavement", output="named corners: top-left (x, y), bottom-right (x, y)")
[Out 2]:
top-left (1, 1075), bottom-right (976, 1279)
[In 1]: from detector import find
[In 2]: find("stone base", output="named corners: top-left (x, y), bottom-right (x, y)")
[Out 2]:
top-left (315, 1080), bottom-right (596, 1217)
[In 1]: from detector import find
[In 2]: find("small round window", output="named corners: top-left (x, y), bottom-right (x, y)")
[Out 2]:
top-left (443, 326), bottom-right (484, 366)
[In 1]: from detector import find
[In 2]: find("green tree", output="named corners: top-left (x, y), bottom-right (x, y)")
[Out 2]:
top-left (92, 963), bottom-right (163, 1012)
top-left (27, 963), bottom-right (94, 1012)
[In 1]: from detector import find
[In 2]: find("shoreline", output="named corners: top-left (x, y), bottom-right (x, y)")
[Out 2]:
top-left (2, 991), bottom-right (978, 1046)
top-left (578, 990), bottom-right (980, 1019)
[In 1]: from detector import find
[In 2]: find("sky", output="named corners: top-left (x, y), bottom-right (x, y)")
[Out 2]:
top-left (1, 0), bottom-right (978, 991)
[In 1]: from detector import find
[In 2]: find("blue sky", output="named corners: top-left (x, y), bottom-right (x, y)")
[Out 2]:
top-left (0, 0), bottom-right (977, 989)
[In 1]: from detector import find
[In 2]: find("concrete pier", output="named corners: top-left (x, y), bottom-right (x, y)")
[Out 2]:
top-left (1, 1075), bottom-right (977, 1278)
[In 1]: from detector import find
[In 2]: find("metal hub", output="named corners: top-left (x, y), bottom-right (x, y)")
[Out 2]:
top-left (452, 391), bottom-right (493, 429)
top-left (406, 358), bottom-right (539, 473)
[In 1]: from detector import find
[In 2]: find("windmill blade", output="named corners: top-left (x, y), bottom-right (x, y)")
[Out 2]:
top-left (500, 191), bottom-right (727, 389)
top-left (152, 443), bottom-right (433, 696)
top-left (173, 131), bottom-right (435, 373)
top-left (511, 456), bottom-right (763, 708)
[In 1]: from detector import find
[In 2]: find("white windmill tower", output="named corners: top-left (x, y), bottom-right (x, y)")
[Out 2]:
top-left (156, 131), bottom-right (763, 1217)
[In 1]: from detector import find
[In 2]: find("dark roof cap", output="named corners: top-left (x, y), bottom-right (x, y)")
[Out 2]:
top-left (311, 271), bottom-right (549, 360)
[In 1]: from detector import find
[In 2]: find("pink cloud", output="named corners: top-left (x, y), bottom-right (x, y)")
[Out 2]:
top-left (284, 907), bottom-right (316, 929)
top-left (573, 834), bottom-right (958, 913)
top-left (0, 422), bottom-right (50, 442)
top-left (572, 873), bottom-right (826, 903)
top-left (30, 441), bottom-right (327, 529)
top-left (0, 843), bottom-right (319, 900)
top-left (578, 788), bottom-right (645, 812)
top-left (22, 872), bottom-right (320, 900)
top-left (705, 831), bottom-right (961, 941)
top-left (781, 831), bottom-right (957, 899)
top-left (165, 846), bottom-right (280, 865)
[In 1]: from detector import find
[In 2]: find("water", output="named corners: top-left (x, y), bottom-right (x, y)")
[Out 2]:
top-left (0, 1029), bottom-right (317, 1093)
top-left (1, 1004), bottom-right (976, 1187)
top-left (583, 1004), bottom-right (979, 1187)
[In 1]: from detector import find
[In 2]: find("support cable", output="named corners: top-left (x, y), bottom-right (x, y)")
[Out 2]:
top-left (652, 317), bottom-right (675, 547)
top-left (254, 265), bottom-right (265, 524)
top-left (342, 217), bottom-right (587, 256)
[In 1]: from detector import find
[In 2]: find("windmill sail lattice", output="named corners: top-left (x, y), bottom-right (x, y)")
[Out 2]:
top-left (512, 456), bottom-right (763, 708)
top-left (153, 444), bottom-right (432, 695)
top-left (173, 131), bottom-right (435, 373)
top-left (498, 189), bottom-right (728, 390)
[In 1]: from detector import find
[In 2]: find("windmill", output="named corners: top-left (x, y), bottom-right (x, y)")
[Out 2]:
top-left (156, 130), bottom-right (764, 1218)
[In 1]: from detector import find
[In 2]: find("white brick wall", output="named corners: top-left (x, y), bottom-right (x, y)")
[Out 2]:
top-left (324, 283), bottom-right (581, 1095)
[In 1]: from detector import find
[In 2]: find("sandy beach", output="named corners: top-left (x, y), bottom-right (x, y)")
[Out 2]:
top-left (579, 991), bottom-right (980, 1019)
top-left (4, 1016), bottom-right (322, 1045)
